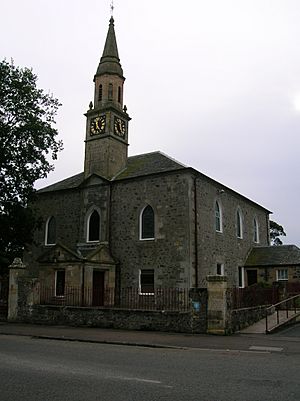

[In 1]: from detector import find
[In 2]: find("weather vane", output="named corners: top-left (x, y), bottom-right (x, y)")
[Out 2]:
top-left (110, 0), bottom-right (114, 16)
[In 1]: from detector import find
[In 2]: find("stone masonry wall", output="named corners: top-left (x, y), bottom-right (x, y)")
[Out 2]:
top-left (194, 175), bottom-right (270, 288)
top-left (16, 305), bottom-right (207, 333)
top-left (110, 171), bottom-right (194, 289)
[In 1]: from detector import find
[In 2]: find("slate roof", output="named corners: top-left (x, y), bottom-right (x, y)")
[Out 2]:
top-left (37, 151), bottom-right (185, 194)
top-left (245, 245), bottom-right (300, 267)
top-left (38, 172), bottom-right (84, 193)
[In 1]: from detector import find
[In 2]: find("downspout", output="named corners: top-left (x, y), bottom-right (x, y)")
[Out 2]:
top-left (194, 176), bottom-right (199, 288)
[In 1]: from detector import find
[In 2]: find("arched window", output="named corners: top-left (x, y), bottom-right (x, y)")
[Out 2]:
top-left (140, 205), bottom-right (155, 240)
top-left (108, 83), bottom-right (113, 101)
top-left (253, 218), bottom-right (259, 243)
top-left (215, 201), bottom-right (222, 232)
top-left (45, 216), bottom-right (56, 245)
top-left (236, 209), bottom-right (243, 238)
top-left (87, 210), bottom-right (100, 242)
top-left (118, 86), bottom-right (121, 103)
top-left (98, 84), bottom-right (103, 101)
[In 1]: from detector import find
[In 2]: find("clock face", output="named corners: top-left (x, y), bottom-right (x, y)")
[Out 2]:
top-left (114, 117), bottom-right (126, 139)
top-left (90, 115), bottom-right (106, 136)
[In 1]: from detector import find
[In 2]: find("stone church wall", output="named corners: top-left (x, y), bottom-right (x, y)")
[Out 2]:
top-left (110, 171), bottom-right (194, 289)
top-left (25, 189), bottom-right (81, 275)
top-left (194, 175), bottom-right (269, 287)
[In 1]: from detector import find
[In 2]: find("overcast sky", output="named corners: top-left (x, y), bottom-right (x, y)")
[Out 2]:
top-left (1, 0), bottom-right (300, 246)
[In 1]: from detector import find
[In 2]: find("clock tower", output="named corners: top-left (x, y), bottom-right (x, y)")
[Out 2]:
top-left (84, 17), bottom-right (130, 179)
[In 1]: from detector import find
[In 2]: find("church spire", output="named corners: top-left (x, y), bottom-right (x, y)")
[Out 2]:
top-left (84, 15), bottom-right (130, 180)
top-left (95, 17), bottom-right (124, 78)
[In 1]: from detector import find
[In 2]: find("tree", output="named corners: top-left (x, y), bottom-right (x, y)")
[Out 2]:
top-left (270, 220), bottom-right (286, 246)
top-left (0, 59), bottom-right (63, 269)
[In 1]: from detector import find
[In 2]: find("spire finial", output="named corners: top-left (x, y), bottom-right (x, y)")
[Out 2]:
top-left (110, 0), bottom-right (114, 17)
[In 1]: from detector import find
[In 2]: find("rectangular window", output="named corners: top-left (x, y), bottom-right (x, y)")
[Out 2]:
top-left (55, 270), bottom-right (65, 296)
top-left (139, 269), bottom-right (154, 294)
top-left (276, 269), bottom-right (288, 281)
top-left (216, 263), bottom-right (224, 276)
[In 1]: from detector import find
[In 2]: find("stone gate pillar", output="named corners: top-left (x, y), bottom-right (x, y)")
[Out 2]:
top-left (8, 258), bottom-right (26, 321)
top-left (207, 275), bottom-right (228, 335)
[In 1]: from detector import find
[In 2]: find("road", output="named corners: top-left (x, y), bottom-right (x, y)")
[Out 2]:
top-left (0, 334), bottom-right (299, 401)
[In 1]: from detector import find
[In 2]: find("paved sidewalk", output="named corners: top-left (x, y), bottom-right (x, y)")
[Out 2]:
top-left (0, 321), bottom-right (299, 354)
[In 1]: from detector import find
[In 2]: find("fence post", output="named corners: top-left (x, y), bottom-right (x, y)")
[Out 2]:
top-left (206, 275), bottom-right (228, 335)
top-left (7, 258), bottom-right (26, 321)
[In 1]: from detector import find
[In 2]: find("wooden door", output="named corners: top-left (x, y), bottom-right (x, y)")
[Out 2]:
top-left (247, 270), bottom-right (258, 286)
top-left (92, 271), bottom-right (105, 306)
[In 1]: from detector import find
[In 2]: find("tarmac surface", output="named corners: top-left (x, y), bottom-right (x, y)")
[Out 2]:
top-left (0, 321), bottom-right (299, 354)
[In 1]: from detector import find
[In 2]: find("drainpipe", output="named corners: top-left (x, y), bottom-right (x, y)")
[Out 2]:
top-left (194, 176), bottom-right (199, 288)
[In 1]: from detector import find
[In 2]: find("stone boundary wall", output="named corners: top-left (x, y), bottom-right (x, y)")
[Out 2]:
top-left (15, 304), bottom-right (207, 334)
top-left (13, 277), bottom-right (207, 334)
top-left (230, 306), bottom-right (269, 333)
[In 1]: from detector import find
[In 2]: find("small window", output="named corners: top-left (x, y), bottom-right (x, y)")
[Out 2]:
top-left (108, 83), bottom-right (113, 100)
top-left (236, 209), bottom-right (243, 239)
top-left (98, 84), bottom-right (103, 101)
top-left (87, 210), bottom-right (100, 242)
top-left (55, 270), bottom-right (65, 296)
top-left (139, 269), bottom-right (154, 294)
top-left (45, 216), bottom-right (56, 245)
top-left (140, 205), bottom-right (155, 240)
top-left (216, 263), bottom-right (224, 276)
top-left (253, 218), bottom-right (259, 243)
top-left (277, 269), bottom-right (288, 281)
top-left (118, 86), bottom-right (121, 103)
top-left (215, 201), bottom-right (222, 232)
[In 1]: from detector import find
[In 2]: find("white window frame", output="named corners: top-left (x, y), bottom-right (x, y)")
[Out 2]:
top-left (238, 266), bottom-right (245, 288)
top-left (45, 216), bottom-right (56, 246)
top-left (139, 205), bottom-right (155, 241)
top-left (236, 208), bottom-right (243, 239)
top-left (276, 269), bottom-right (288, 281)
top-left (216, 263), bottom-right (224, 276)
top-left (253, 218), bottom-right (260, 243)
top-left (139, 269), bottom-right (155, 295)
top-left (215, 201), bottom-right (223, 233)
top-left (86, 208), bottom-right (101, 243)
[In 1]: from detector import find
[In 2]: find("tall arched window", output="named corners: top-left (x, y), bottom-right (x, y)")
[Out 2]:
top-left (140, 205), bottom-right (155, 240)
top-left (45, 216), bottom-right (56, 245)
top-left (253, 218), bottom-right (259, 243)
top-left (236, 209), bottom-right (243, 238)
top-left (87, 210), bottom-right (100, 242)
top-left (118, 86), bottom-right (121, 103)
top-left (108, 83), bottom-right (113, 101)
top-left (98, 84), bottom-right (103, 101)
top-left (215, 201), bottom-right (222, 232)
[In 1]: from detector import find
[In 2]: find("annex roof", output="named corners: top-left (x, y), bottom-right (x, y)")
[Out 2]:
top-left (245, 245), bottom-right (300, 267)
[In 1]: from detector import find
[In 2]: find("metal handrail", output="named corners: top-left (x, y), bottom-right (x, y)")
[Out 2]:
top-left (265, 294), bottom-right (300, 333)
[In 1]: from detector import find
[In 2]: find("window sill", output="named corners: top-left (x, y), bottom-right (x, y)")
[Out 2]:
top-left (138, 292), bottom-right (155, 296)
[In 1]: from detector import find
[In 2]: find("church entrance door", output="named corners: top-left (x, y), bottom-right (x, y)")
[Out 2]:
top-left (92, 271), bottom-right (105, 306)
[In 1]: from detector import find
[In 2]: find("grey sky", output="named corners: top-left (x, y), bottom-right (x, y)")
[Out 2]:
top-left (1, 0), bottom-right (299, 245)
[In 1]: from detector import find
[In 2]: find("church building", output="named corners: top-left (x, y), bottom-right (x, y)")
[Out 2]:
top-left (25, 17), bottom-right (273, 307)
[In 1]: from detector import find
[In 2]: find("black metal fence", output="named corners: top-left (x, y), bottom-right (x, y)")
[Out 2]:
top-left (39, 286), bottom-right (190, 312)
top-left (230, 285), bottom-right (280, 309)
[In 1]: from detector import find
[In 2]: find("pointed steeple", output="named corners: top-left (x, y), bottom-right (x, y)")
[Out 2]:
top-left (95, 17), bottom-right (123, 78)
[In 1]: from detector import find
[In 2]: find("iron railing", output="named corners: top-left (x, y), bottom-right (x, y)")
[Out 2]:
top-left (39, 286), bottom-right (190, 312)
top-left (230, 285), bottom-right (279, 309)
top-left (265, 294), bottom-right (300, 333)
